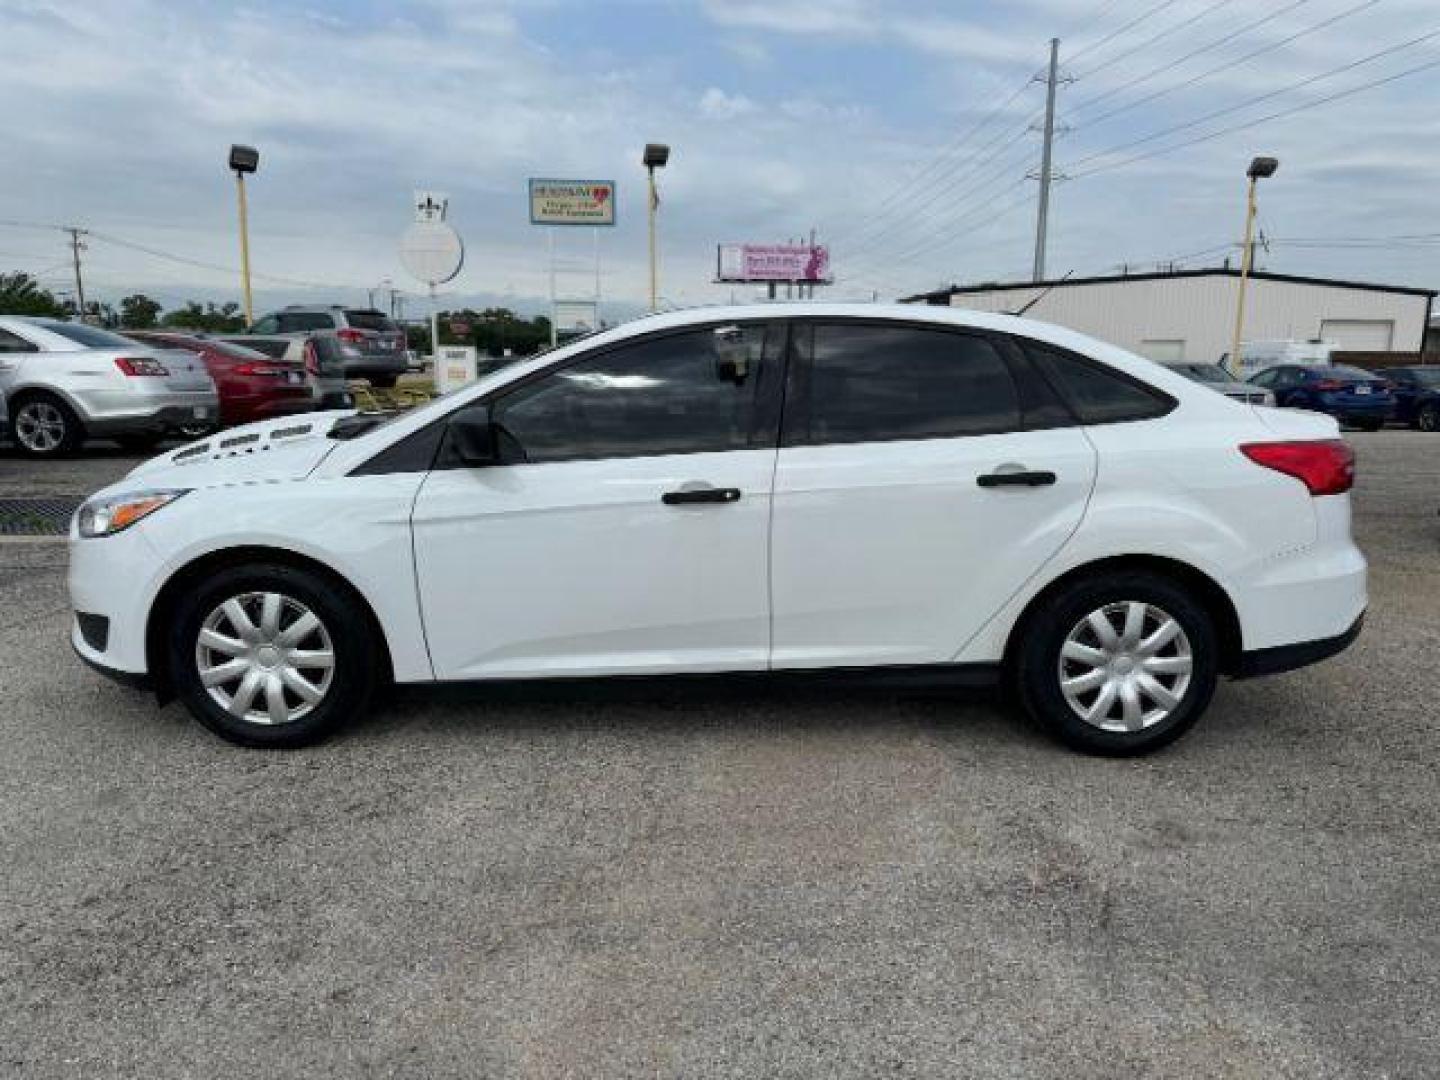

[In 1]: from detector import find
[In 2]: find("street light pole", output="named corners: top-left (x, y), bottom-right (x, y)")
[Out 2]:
top-left (228, 145), bottom-right (260, 327)
top-left (1227, 156), bottom-right (1278, 377)
top-left (643, 143), bottom-right (670, 312)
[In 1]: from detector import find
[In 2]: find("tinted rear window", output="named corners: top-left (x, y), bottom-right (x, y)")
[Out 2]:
top-left (344, 310), bottom-right (396, 332)
top-left (1321, 365), bottom-right (1379, 381)
top-left (1027, 344), bottom-right (1174, 425)
top-left (227, 337), bottom-right (290, 359)
top-left (37, 321), bottom-right (138, 349)
top-left (793, 323), bottom-right (1021, 445)
top-left (278, 312), bottom-right (335, 332)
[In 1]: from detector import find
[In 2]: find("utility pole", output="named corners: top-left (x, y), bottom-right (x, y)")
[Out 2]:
top-left (1032, 38), bottom-right (1061, 283)
top-left (66, 228), bottom-right (87, 319)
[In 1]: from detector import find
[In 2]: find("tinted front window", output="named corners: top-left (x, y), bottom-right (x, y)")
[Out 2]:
top-left (492, 324), bottom-right (778, 463)
top-left (796, 323), bottom-right (1020, 444)
top-left (343, 310), bottom-right (395, 331)
top-left (36, 321), bottom-right (137, 349)
top-left (1027, 344), bottom-right (1173, 424)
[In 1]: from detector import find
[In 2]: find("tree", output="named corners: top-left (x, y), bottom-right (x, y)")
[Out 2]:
top-left (161, 300), bottom-right (246, 333)
top-left (120, 293), bottom-right (162, 329)
top-left (0, 272), bottom-right (67, 317)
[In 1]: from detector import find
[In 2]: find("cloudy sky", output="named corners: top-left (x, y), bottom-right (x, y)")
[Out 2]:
top-left (2, 0), bottom-right (1437, 318)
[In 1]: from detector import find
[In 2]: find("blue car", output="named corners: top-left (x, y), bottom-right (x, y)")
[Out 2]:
top-left (1381, 365), bottom-right (1440, 432)
top-left (1247, 363), bottom-right (1393, 430)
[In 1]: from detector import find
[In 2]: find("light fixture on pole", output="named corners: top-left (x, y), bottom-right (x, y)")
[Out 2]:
top-left (643, 143), bottom-right (670, 312)
top-left (1227, 155), bottom-right (1278, 376)
top-left (228, 144), bottom-right (260, 327)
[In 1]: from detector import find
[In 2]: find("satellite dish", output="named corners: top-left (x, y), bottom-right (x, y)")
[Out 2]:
top-left (400, 221), bottom-right (464, 286)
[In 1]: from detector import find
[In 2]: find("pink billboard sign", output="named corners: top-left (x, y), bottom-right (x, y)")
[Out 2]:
top-left (717, 243), bottom-right (831, 283)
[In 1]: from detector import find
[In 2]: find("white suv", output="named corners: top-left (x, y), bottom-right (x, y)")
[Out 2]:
top-left (68, 304), bottom-right (1366, 754)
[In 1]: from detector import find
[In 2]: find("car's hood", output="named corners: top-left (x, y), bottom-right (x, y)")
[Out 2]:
top-left (120, 410), bottom-right (355, 492)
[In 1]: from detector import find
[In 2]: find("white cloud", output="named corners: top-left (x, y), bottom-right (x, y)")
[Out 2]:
top-left (699, 87), bottom-right (758, 120)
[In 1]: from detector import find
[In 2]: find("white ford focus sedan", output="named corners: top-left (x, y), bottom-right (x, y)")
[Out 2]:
top-left (68, 304), bottom-right (1365, 754)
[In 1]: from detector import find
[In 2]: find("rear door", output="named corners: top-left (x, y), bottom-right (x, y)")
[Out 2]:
top-left (768, 320), bottom-right (1098, 670)
top-left (412, 321), bottom-right (785, 680)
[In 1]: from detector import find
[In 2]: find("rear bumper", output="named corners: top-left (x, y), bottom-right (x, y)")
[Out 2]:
top-left (1234, 613), bottom-right (1363, 678)
top-left (341, 355), bottom-right (407, 378)
top-left (81, 392), bottom-right (221, 435)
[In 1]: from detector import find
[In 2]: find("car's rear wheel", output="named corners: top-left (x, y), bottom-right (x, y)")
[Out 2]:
top-left (11, 394), bottom-right (83, 457)
top-left (168, 563), bottom-right (379, 748)
top-left (1418, 403), bottom-right (1440, 432)
top-left (1014, 571), bottom-right (1218, 755)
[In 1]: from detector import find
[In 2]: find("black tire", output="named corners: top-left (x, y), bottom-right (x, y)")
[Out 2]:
top-left (367, 374), bottom-right (398, 389)
top-left (1013, 571), bottom-right (1219, 756)
top-left (10, 393), bottom-right (83, 457)
top-left (1353, 418), bottom-right (1384, 432)
top-left (1418, 403), bottom-right (1440, 433)
top-left (168, 562), bottom-right (379, 748)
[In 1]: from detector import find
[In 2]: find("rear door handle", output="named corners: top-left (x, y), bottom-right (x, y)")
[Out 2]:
top-left (662, 486), bottom-right (742, 506)
top-left (977, 469), bottom-right (1057, 488)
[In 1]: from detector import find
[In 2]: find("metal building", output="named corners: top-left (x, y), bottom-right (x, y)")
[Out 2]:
top-left (905, 268), bottom-right (1435, 364)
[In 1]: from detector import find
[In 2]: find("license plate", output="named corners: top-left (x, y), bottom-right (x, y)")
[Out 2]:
top-left (192, 406), bottom-right (209, 419)
top-left (1355, 385), bottom-right (1371, 395)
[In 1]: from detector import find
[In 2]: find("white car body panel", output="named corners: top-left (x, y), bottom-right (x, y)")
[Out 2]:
top-left (66, 302), bottom-right (1367, 700)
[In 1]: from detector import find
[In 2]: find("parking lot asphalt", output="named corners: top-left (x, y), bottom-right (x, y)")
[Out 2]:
top-left (0, 432), bottom-right (1436, 1078)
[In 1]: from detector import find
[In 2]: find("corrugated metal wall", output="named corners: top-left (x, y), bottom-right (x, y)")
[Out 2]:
top-left (944, 275), bottom-right (1430, 362)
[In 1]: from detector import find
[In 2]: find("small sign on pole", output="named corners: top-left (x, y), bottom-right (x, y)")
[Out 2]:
top-left (414, 190), bottom-right (449, 223)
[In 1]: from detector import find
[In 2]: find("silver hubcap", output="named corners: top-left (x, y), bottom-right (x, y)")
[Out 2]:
top-left (15, 402), bottom-right (66, 452)
top-left (1058, 601), bottom-right (1193, 733)
top-left (1422, 408), bottom-right (1438, 432)
top-left (195, 592), bottom-right (335, 726)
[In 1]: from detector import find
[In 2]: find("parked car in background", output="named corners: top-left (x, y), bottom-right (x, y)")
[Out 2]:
top-left (70, 303), bottom-right (1364, 757)
top-left (1163, 361), bottom-right (1274, 405)
top-left (218, 335), bottom-right (353, 412)
top-left (123, 331), bottom-right (311, 429)
top-left (246, 306), bottom-right (407, 387)
top-left (1379, 366), bottom-right (1440, 431)
top-left (1232, 339), bottom-right (1336, 379)
top-left (0, 316), bottom-right (218, 456)
top-left (1247, 363), bottom-right (1393, 430)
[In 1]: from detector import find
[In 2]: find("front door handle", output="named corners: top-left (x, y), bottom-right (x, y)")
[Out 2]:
top-left (662, 486), bottom-right (742, 506)
top-left (977, 469), bottom-right (1057, 488)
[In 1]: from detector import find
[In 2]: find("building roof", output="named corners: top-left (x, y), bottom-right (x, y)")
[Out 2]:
top-left (903, 266), bottom-right (1437, 303)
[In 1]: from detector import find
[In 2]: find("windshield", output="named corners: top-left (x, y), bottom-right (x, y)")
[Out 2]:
top-left (37, 321), bottom-right (140, 349)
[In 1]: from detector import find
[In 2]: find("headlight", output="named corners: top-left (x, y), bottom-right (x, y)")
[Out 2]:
top-left (76, 489), bottom-right (188, 538)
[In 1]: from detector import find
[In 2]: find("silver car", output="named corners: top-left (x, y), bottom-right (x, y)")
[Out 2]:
top-left (245, 305), bottom-right (408, 387)
top-left (0, 317), bottom-right (219, 456)
top-left (1163, 361), bottom-right (1275, 406)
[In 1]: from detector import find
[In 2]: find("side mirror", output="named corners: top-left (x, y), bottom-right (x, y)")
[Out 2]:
top-left (449, 406), bottom-right (500, 466)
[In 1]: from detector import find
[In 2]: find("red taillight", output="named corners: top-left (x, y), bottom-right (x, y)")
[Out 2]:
top-left (115, 356), bottom-right (168, 377)
top-left (1312, 379), bottom-right (1344, 392)
top-left (1241, 439), bottom-right (1355, 496)
top-left (233, 362), bottom-right (285, 377)
top-left (303, 340), bottom-right (320, 376)
top-left (337, 328), bottom-right (367, 344)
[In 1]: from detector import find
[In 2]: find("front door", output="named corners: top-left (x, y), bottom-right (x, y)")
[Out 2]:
top-left (769, 320), bottom-right (1099, 670)
top-left (412, 321), bottom-right (784, 680)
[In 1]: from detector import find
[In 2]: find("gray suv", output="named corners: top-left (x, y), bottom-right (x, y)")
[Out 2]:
top-left (247, 306), bottom-right (407, 387)
top-left (0, 317), bottom-right (218, 456)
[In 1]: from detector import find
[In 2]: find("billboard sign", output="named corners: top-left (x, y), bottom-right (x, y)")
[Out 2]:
top-left (529, 179), bottom-right (616, 226)
top-left (716, 243), bottom-right (831, 284)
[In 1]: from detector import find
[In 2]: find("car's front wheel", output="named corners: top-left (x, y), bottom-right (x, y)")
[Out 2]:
top-left (11, 394), bottom-right (83, 457)
top-left (168, 563), bottom-right (379, 747)
top-left (1014, 571), bottom-right (1219, 755)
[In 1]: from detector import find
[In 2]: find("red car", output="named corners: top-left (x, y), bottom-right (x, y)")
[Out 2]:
top-left (124, 331), bottom-right (313, 428)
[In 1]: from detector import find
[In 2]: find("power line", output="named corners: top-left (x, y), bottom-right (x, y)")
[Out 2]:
top-left (1068, 0), bottom-right (1311, 116)
top-left (1070, 52), bottom-right (1440, 178)
top-left (1073, 0), bottom-right (1237, 82)
top-left (1067, 0), bottom-right (1186, 66)
top-left (1067, 28), bottom-right (1440, 174)
top-left (1073, 0), bottom-right (1379, 130)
